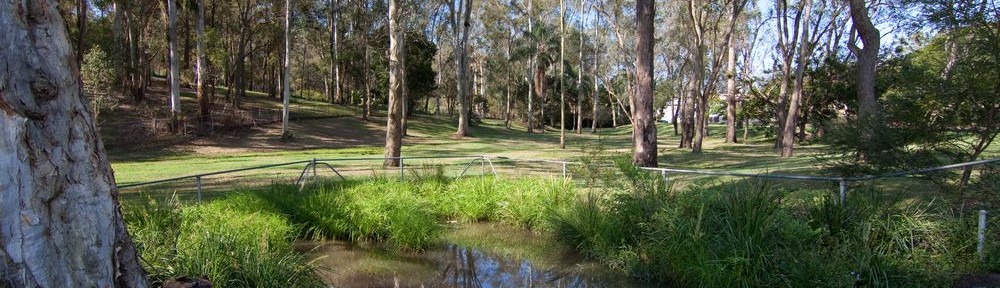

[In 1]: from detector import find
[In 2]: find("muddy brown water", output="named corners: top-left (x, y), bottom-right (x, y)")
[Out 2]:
top-left (298, 223), bottom-right (651, 288)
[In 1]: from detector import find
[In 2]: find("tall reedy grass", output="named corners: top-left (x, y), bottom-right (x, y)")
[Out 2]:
top-left (550, 154), bottom-right (990, 287)
top-left (123, 193), bottom-right (323, 288)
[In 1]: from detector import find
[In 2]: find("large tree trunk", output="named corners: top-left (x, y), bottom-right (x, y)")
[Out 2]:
top-left (196, 0), bottom-right (209, 125)
top-left (167, 0), bottom-right (182, 133)
top-left (281, 0), bottom-right (291, 139)
top-left (633, 0), bottom-right (657, 167)
top-left (0, 1), bottom-right (148, 286)
top-left (385, 0), bottom-right (403, 167)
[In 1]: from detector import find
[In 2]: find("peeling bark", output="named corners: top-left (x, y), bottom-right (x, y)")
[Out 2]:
top-left (0, 1), bottom-right (148, 286)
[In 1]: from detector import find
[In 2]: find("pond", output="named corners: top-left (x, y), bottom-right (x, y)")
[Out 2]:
top-left (299, 223), bottom-right (650, 288)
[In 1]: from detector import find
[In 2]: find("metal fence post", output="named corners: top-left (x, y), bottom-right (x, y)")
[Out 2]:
top-left (839, 179), bottom-right (847, 205)
top-left (661, 170), bottom-right (668, 183)
top-left (562, 162), bottom-right (567, 178)
top-left (195, 176), bottom-right (203, 203)
top-left (311, 158), bottom-right (318, 182)
top-left (980, 210), bottom-right (988, 261)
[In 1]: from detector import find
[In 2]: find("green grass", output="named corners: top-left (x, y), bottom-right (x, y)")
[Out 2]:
top-left (549, 161), bottom-right (993, 287)
top-left (123, 194), bottom-right (324, 288)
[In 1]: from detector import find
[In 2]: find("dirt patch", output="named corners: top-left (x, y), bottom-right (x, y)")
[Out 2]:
top-left (157, 116), bottom-right (390, 155)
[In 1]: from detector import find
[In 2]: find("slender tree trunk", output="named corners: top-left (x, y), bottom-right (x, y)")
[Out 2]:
top-left (196, 0), bottom-right (209, 125)
top-left (847, 0), bottom-right (879, 120)
top-left (401, 35), bottom-right (409, 136)
top-left (592, 35), bottom-right (599, 133)
top-left (77, 0), bottom-right (88, 66)
top-left (281, 0), bottom-right (291, 139)
top-left (724, 33), bottom-right (738, 143)
top-left (167, 0), bottom-right (182, 133)
top-left (0, 1), bottom-right (148, 285)
top-left (633, 0), bottom-right (657, 167)
top-left (363, 35), bottom-right (372, 121)
top-left (680, 78), bottom-right (695, 148)
top-left (453, 0), bottom-right (474, 137)
top-left (385, 0), bottom-right (403, 167)
top-left (559, 0), bottom-right (566, 148)
top-left (781, 0), bottom-right (813, 157)
top-left (576, 0), bottom-right (584, 135)
top-left (330, 0), bottom-right (341, 104)
top-left (527, 0), bottom-right (535, 133)
top-left (505, 27), bottom-right (513, 129)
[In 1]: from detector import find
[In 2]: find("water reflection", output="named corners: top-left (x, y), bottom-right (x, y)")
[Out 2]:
top-left (300, 225), bottom-right (646, 288)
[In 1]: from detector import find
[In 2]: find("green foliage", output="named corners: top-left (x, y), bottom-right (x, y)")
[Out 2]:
top-left (552, 159), bottom-right (987, 287)
top-left (82, 46), bottom-right (122, 89)
top-left (123, 194), bottom-right (323, 288)
top-left (210, 176), bottom-right (570, 251)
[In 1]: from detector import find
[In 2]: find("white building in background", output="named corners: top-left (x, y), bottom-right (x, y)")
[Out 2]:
top-left (659, 99), bottom-right (680, 123)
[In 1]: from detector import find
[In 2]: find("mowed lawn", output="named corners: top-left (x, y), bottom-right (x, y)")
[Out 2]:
top-left (110, 111), bottom-right (830, 185)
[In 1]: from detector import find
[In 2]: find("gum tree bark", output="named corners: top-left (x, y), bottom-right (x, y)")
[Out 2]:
top-left (281, 0), bottom-right (291, 139)
top-left (633, 0), bottom-right (657, 167)
top-left (167, 0), bottom-right (182, 132)
top-left (385, 0), bottom-right (403, 167)
top-left (559, 0), bottom-right (566, 148)
top-left (847, 0), bottom-right (879, 120)
top-left (781, 0), bottom-right (813, 157)
top-left (451, 0), bottom-right (474, 137)
top-left (329, 0), bottom-right (342, 104)
top-left (0, 1), bottom-right (148, 286)
top-left (196, 0), bottom-right (209, 123)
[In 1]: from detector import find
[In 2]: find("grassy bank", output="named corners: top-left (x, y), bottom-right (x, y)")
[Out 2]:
top-left (551, 159), bottom-right (999, 287)
top-left (123, 176), bottom-right (572, 286)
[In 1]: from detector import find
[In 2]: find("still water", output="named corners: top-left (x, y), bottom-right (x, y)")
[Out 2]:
top-left (299, 223), bottom-right (649, 288)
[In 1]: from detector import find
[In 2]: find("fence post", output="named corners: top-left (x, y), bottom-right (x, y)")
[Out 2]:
top-left (562, 162), bottom-right (567, 179)
top-left (661, 170), bottom-right (668, 183)
top-left (312, 158), bottom-right (318, 182)
top-left (839, 179), bottom-right (847, 205)
top-left (980, 209), bottom-right (988, 261)
top-left (195, 176), bottom-right (203, 203)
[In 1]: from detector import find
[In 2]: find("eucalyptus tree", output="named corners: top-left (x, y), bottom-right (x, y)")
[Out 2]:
top-left (281, 0), bottom-right (292, 139)
top-left (633, 0), bottom-right (657, 167)
top-left (847, 0), bottom-right (880, 120)
top-left (330, 0), bottom-right (342, 103)
top-left (196, 0), bottom-right (209, 123)
top-left (386, 0), bottom-right (405, 166)
top-left (451, 0), bottom-right (475, 137)
top-left (166, 0), bottom-right (182, 132)
top-left (0, 1), bottom-right (148, 286)
top-left (559, 0), bottom-right (566, 147)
